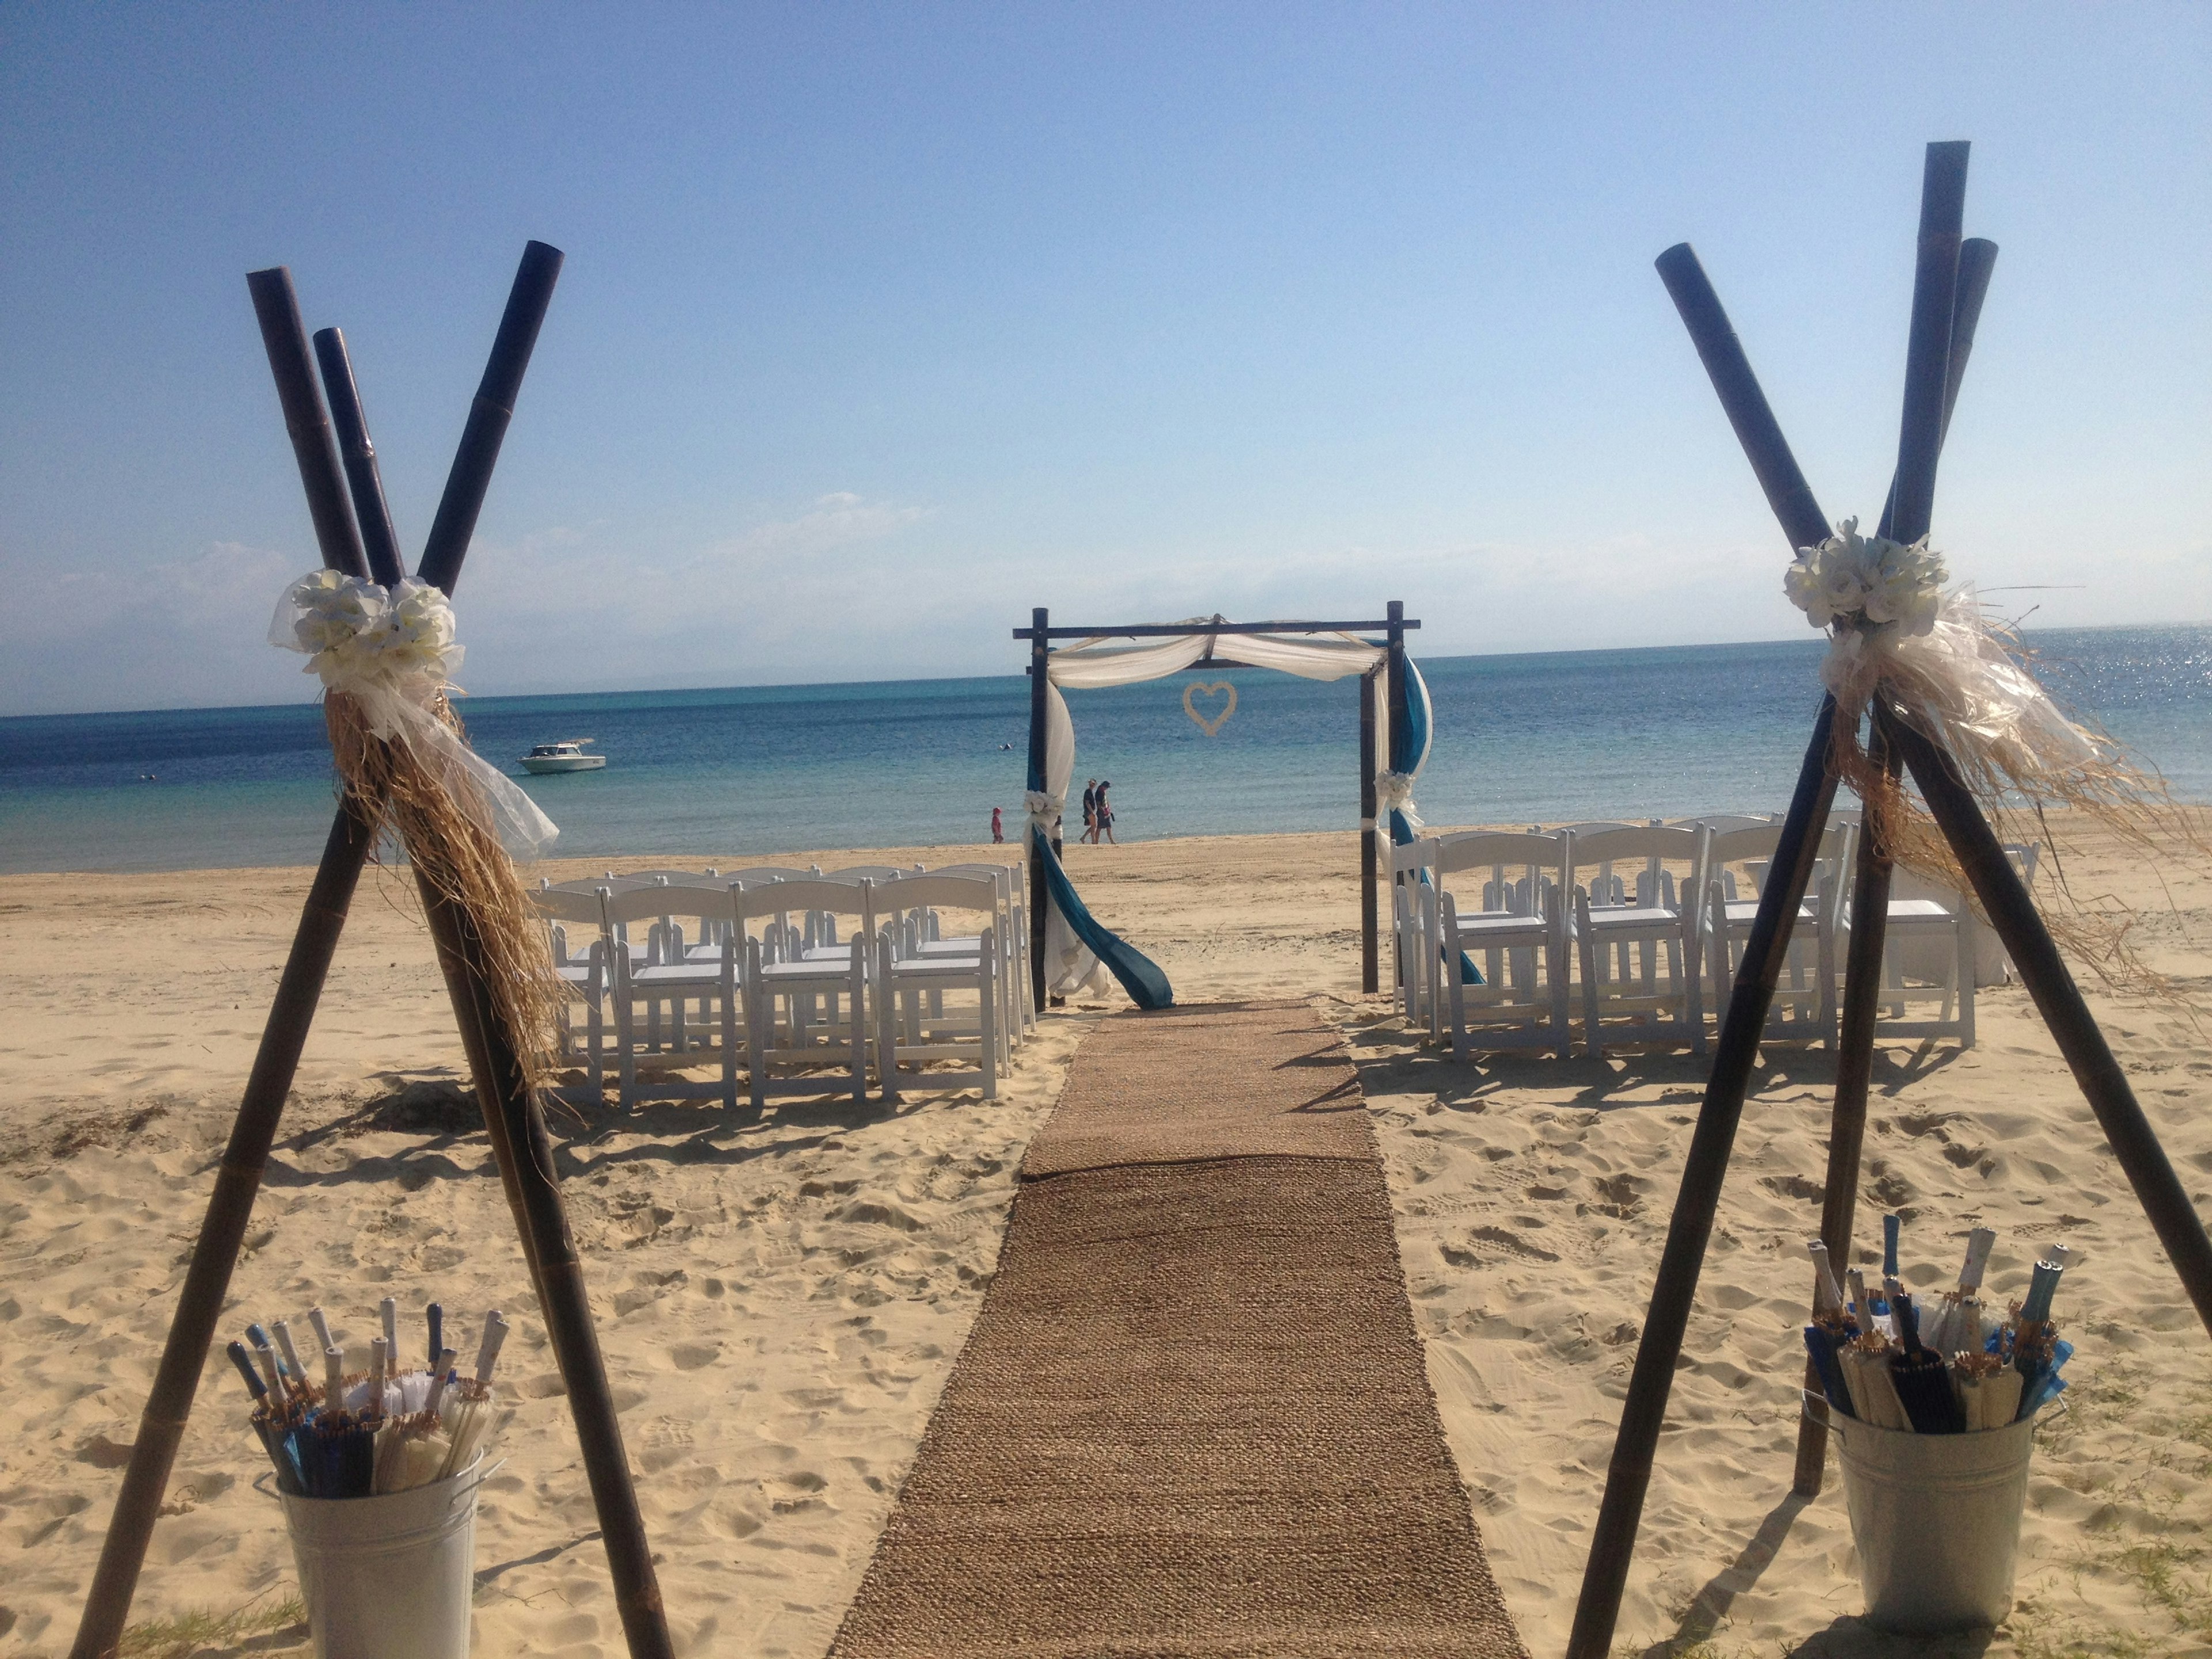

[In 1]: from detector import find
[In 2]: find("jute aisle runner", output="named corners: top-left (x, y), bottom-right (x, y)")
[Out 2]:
top-left (829, 1001), bottom-right (1528, 1659)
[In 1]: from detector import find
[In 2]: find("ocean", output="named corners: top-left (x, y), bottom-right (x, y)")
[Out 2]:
top-left (2, 626), bottom-right (2207, 875)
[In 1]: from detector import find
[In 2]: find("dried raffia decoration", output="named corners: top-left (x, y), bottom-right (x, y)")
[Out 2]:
top-left (1787, 528), bottom-right (2210, 1001)
top-left (275, 571), bottom-right (566, 1094)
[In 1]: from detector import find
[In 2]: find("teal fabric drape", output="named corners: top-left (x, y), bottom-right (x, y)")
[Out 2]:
top-left (1033, 827), bottom-right (1173, 1009)
top-left (1028, 734), bottom-right (1172, 1009)
top-left (1387, 654), bottom-right (1433, 847)
top-left (1387, 656), bottom-right (1479, 986)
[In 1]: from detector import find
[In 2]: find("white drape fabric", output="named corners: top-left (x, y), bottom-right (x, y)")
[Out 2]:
top-left (1039, 626), bottom-right (1385, 808)
top-left (1035, 623), bottom-right (1388, 994)
top-left (271, 570), bottom-right (558, 855)
top-left (1043, 893), bottom-right (1113, 997)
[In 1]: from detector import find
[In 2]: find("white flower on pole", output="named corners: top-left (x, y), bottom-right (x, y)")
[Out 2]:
top-left (269, 569), bottom-right (553, 854)
top-left (1785, 517), bottom-right (1946, 641)
top-left (272, 570), bottom-right (464, 696)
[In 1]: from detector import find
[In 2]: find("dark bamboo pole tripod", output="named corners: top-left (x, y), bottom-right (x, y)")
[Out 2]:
top-left (312, 314), bottom-right (673, 1659)
top-left (1566, 140), bottom-right (2212, 1659)
top-left (71, 246), bottom-right (672, 1659)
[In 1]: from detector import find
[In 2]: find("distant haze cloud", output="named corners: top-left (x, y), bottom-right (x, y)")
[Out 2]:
top-left (725, 493), bottom-right (931, 559)
top-left (0, 540), bottom-right (307, 715)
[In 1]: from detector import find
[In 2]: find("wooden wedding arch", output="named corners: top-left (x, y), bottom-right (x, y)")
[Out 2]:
top-left (1013, 603), bottom-right (1419, 1007)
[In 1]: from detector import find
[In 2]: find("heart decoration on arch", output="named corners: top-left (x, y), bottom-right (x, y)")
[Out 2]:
top-left (1182, 679), bottom-right (1237, 737)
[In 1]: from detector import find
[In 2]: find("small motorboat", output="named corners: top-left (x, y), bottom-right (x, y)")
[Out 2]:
top-left (520, 738), bottom-right (607, 775)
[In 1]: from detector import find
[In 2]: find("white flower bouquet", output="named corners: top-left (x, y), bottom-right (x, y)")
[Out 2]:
top-left (1783, 516), bottom-right (1948, 641)
top-left (274, 569), bottom-right (464, 696)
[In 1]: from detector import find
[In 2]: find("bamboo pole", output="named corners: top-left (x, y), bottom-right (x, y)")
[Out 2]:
top-left (1887, 713), bottom-right (2212, 1339)
top-left (247, 268), bottom-right (372, 581)
top-left (1570, 141), bottom-right (1966, 1659)
top-left (69, 248), bottom-right (563, 1659)
top-left (1790, 724), bottom-right (1900, 1496)
top-left (1794, 217), bottom-right (1993, 1493)
top-left (312, 326), bottom-right (407, 586)
top-left (419, 241), bottom-right (564, 593)
top-left (69, 270), bottom-right (379, 1659)
top-left (315, 296), bottom-right (675, 1659)
top-left (415, 890), bottom-right (674, 1657)
top-left (1888, 143), bottom-right (1969, 547)
top-left (1653, 244), bottom-right (1828, 550)
top-left (1565, 706), bottom-right (1839, 1659)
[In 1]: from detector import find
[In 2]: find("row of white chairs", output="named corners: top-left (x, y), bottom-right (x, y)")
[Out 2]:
top-left (1394, 816), bottom-right (2023, 1060)
top-left (532, 863), bottom-right (1032, 1109)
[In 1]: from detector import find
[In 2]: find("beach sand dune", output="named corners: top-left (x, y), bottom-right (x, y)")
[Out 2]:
top-left (3, 824), bottom-right (2207, 1655)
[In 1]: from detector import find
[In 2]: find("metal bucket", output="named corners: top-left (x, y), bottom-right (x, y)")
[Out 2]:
top-left (276, 1456), bottom-right (497, 1659)
top-left (1828, 1404), bottom-right (2035, 1633)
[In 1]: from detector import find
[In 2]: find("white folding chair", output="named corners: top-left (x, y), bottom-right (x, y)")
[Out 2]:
top-left (1571, 824), bottom-right (1711, 1055)
top-left (599, 884), bottom-right (739, 1111)
top-left (1842, 837), bottom-right (1979, 1048)
top-left (1703, 821), bottom-right (1851, 1049)
top-left (934, 862), bottom-right (1035, 1043)
top-left (1390, 837), bottom-right (1440, 1031)
top-left (870, 874), bottom-right (1002, 1100)
top-left (737, 878), bottom-right (872, 1107)
top-left (1433, 830), bottom-right (1574, 1060)
top-left (531, 885), bottom-right (615, 1103)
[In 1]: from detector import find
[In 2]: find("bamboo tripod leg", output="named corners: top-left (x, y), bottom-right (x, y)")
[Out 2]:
top-left (1790, 725), bottom-right (1902, 1495)
top-left (70, 266), bottom-right (387, 1659)
top-left (1889, 713), bottom-right (2212, 1340)
top-left (1565, 704), bottom-right (1838, 1659)
top-left (317, 302), bottom-right (669, 1655)
top-left (69, 798), bottom-right (380, 1659)
top-left (417, 885), bottom-right (673, 1659)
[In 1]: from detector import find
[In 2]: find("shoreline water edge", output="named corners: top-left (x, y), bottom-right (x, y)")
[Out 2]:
top-left (3, 626), bottom-right (2207, 875)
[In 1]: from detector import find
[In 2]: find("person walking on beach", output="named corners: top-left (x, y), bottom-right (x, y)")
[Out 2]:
top-left (990, 805), bottom-right (1003, 844)
top-left (1081, 779), bottom-right (1099, 844)
top-left (1094, 779), bottom-right (1117, 844)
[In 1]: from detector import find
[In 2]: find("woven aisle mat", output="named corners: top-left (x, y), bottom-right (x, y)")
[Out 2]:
top-left (830, 1001), bottom-right (1528, 1659)
top-left (1019, 999), bottom-right (1373, 1177)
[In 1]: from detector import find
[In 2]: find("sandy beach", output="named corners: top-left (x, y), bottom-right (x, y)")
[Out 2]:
top-left (5, 824), bottom-right (2210, 1657)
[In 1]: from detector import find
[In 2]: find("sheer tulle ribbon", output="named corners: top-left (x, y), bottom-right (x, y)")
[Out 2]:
top-left (1375, 771), bottom-right (1423, 837)
top-left (270, 571), bottom-right (557, 856)
top-left (1790, 526), bottom-right (2198, 997)
top-left (1825, 585), bottom-right (2099, 781)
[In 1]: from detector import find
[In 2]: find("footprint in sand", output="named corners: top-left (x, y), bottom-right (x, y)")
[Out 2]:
top-left (1467, 1225), bottom-right (1560, 1263)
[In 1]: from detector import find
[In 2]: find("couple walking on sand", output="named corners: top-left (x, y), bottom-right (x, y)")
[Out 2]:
top-left (1080, 779), bottom-right (1116, 844)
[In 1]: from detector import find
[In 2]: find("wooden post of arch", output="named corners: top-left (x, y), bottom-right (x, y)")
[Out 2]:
top-left (1360, 662), bottom-right (1380, 995)
top-left (1027, 607), bottom-right (1050, 1013)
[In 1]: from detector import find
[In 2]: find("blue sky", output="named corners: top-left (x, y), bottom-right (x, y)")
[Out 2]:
top-left (2, 3), bottom-right (2206, 715)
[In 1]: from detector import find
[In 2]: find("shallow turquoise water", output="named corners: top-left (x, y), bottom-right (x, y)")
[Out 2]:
top-left (1, 626), bottom-right (2204, 874)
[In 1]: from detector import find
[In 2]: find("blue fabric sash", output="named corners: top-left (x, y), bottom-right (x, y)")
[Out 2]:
top-left (1386, 657), bottom-right (1480, 986)
top-left (1034, 827), bottom-right (1173, 1009)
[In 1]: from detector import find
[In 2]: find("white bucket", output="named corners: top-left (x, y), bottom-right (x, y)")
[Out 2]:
top-left (276, 1456), bottom-right (498, 1659)
top-left (1828, 1404), bottom-right (2036, 1633)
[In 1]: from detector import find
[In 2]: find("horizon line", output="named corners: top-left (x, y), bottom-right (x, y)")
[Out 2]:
top-left (3, 615), bottom-right (2202, 725)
